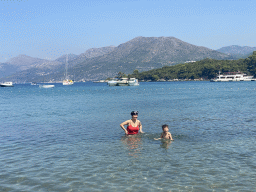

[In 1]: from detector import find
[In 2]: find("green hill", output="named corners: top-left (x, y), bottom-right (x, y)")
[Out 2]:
top-left (130, 51), bottom-right (256, 81)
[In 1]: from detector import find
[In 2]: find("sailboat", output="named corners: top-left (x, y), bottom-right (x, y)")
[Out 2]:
top-left (63, 54), bottom-right (74, 85)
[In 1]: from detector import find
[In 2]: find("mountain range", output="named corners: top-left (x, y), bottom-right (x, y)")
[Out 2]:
top-left (1, 36), bottom-right (255, 83)
top-left (216, 45), bottom-right (256, 59)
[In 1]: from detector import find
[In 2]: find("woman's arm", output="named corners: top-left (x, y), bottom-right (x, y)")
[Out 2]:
top-left (138, 120), bottom-right (144, 133)
top-left (120, 120), bottom-right (129, 134)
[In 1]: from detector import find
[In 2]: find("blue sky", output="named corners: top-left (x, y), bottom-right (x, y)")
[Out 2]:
top-left (1, 0), bottom-right (256, 62)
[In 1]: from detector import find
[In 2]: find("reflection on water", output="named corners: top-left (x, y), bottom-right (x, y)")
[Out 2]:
top-left (121, 135), bottom-right (142, 158)
top-left (160, 139), bottom-right (173, 149)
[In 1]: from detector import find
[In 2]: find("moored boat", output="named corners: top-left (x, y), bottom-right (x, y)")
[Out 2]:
top-left (107, 80), bottom-right (118, 86)
top-left (0, 82), bottom-right (14, 87)
top-left (128, 78), bottom-right (139, 86)
top-left (63, 79), bottom-right (74, 85)
top-left (93, 80), bottom-right (107, 83)
top-left (39, 84), bottom-right (55, 88)
top-left (116, 78), bottom-right (129, 86)
top-left (107, 78), bottom-right (139, 86)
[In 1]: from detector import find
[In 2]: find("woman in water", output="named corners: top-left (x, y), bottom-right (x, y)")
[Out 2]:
top-left (120, 111), bottom-right (144, 135)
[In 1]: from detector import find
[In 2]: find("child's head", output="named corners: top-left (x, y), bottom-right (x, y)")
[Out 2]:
top-left (162, 124), bottom-right (169, 132)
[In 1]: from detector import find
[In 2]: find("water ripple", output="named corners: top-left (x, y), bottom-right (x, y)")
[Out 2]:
top-left (1, 82), bottom-right (256, 191)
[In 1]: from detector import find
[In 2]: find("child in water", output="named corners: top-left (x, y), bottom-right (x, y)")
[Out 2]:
top-left (154, 124), bottom-right (174, 140)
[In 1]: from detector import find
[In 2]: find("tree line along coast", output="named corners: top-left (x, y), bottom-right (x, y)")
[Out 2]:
top-left (113, 51), bottom-right (256, 81)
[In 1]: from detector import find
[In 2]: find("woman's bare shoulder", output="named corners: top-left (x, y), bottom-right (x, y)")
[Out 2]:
top-left (121, 119), bottom-right (131, 125)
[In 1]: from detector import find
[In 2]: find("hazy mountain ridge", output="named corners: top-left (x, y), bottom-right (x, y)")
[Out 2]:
top-left (1, 36), bottom-right (254, 83)
top-left (217, 45), bottom-right (256, 54)
top-left (0, 63), bottom-right (18, 79)
top-left (79, 46), bottom-right (116, 59)
top-left (7, 54), bottom-right (46, 68)
top-left (0, 46), bottom-right (116, 81)
top-left (55, 54), bottom-right (79, 63)
top-left (0, 55), bottom-right (64, 79)
top-left (216, 45), bottom-right (256, 59)
top-left (2, 55), bottom-right (50, 71)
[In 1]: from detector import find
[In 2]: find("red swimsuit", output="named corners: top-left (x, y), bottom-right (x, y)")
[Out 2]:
top-left (127, 124), bottom-right (139, 135)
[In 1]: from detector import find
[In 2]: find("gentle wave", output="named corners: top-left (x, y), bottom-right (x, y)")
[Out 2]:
top-left (1, 82), bottom-right (256, 191)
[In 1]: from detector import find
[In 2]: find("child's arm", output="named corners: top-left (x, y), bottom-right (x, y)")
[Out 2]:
top-left (169, 133), bottom-right (174, 140)
top-left (154, 133), bottom-right (163, 140)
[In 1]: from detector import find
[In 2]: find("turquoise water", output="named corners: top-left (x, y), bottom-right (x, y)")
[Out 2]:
top-left (1, 81), bottom-right (256, 191)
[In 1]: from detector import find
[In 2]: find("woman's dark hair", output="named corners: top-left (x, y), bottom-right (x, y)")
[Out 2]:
top-left (131, 111), bottom-right (138, 116)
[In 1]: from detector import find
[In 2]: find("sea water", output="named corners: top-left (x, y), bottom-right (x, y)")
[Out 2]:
top-left (1, 81), bottom-right (256, 191)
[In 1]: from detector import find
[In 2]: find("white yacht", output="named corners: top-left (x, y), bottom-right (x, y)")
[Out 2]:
top-left (0, 82), bottom-right (14, 87)
top-left (93, 80), bottom-right (107, 83)
top-left (107, 78), bottom-right (139, 86)
top-left (39, 84), bottom-right (55, 88)
top-left (210, 71), bottom-right (256, 82)
top-left (107, 80), bottom-right (118, 86)
top-left (128, 78), bottom-right (139, 86)
top-left (116, 78), bottom-right (129, 86)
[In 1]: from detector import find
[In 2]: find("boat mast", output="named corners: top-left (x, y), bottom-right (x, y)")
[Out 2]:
top-left (65, 54), bottom-right (68, 79)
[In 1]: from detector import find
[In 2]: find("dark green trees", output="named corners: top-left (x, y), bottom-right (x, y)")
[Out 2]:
top-left (129, 52), bottom-right (256, 81)
top-left (245, 51), bottom-right (256, 77)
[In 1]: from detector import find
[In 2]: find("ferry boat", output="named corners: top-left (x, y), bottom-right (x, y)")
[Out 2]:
top-left (210, 71), bottom-right (256, 82)
top-left (0, 82), bottom-right (14, 87)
